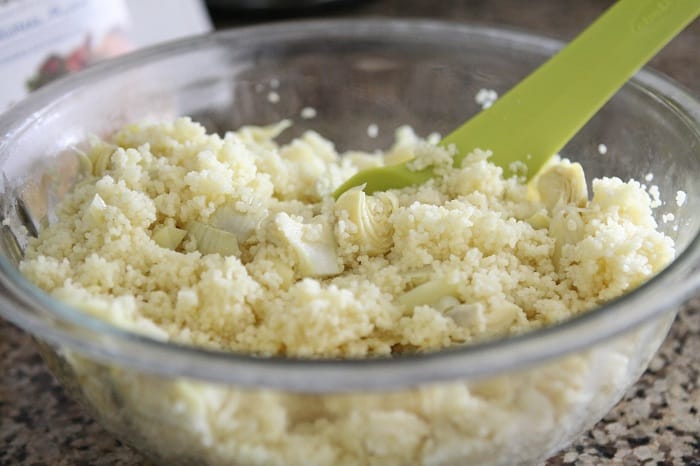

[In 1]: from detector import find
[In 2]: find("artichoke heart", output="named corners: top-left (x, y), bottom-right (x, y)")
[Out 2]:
top-left (445, 303), bottom-right (486, 332)
top-left (210, 205), bottom-right (265, 243)
top-left (335, 186), bottom-right (397, 256)
top-left (536, 162), bottom-right (588, 211)
top-left (188, 221), bottom-right (240, 257)
top-left (152, 226), bottom-right (187, 250)
top-left (83, 193), bottom-right (108, 227)
top-left (525, 209), bottom-right (550, 230)
top-left (271, 213), bottom-right (342, 277)
top-left (89, 140), bottom-right (117, 177)
top-left (549, 205), bottom-right (585, 265)
top-left (75, 150), bottom-right (93, 176)
top-left (398, 278), bottom-right (460, 310)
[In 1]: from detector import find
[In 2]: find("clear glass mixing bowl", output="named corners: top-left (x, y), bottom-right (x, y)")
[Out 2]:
top-left (0, 20), bottom-right (699, 466)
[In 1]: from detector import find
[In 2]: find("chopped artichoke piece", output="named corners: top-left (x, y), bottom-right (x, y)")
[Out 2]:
top-left (188, 221), bottom-right (240, 257)
top-left (84, 193), bottom-right (107, 225)
top-left (335, 186), bottom-right (397, 256)
top-left (236, 120), bottom-right (291, 149)
top-left (402, 266), bottom-right (433, 288)
top-left (536, 162), bottom-right (588, 211)
top-left (89, 141), bottom-right (116, 176)
top-left (383, 126), bottom-right (419, 165)
top-left (210, 205), bottom-right (264, 243)
top-left (73, 148), bottom-right (93, 176)
top-left (271, 213), bottom-right (342, 277)
top-left (398, 278), bottom-right (460, 309)
top-left (549, 206), bottom-right (585, 265)
top-left (434, 296), bottom-right (461, 312)
top-left (152, 226), bottom-right (187, 250)
top-left (445, 303), bottom-right (486, 332)
top-left (383, 147), bottom-right (415, 166)
top-left (525, 209), bottom-right (550, 230)
top-left (344, 152), bottom-right (384, 170)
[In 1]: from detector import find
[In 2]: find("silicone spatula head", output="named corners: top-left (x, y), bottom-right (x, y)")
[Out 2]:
top-left (333, 0), bottom-right (700, 199)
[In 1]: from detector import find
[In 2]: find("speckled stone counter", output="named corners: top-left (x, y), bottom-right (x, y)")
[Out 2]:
top-left (1, 1), bottom-right (698, 465)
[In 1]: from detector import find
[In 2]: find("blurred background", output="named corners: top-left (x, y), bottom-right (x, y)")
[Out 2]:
top-left (204, 0), bottom-right (698, 93)
top-left (2, 0), bottom-right (696, 111)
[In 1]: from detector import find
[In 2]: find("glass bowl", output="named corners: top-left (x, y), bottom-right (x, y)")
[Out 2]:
top-left (1, 19), bottom-right (699, 466)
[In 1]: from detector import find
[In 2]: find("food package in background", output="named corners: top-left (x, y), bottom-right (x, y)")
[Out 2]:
top-left (0, 0), bottom-right (212, 112)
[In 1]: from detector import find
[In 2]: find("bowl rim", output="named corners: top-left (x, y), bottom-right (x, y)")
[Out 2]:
top-left (1, 18), bottom-right (699, 392)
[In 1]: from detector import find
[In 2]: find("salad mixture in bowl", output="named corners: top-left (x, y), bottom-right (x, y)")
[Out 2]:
top-left (20, 117), bottom-right (674, 357)
top-left (1, 20), bottom-right (699, 466)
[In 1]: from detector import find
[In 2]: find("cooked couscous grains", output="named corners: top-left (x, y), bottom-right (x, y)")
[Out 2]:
top-left (19, 117), bottom-right (678, 466)
top-left (20, 117), bottom-right (674, 358)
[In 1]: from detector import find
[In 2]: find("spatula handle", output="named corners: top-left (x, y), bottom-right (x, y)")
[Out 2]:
top-left (332, 0), bottom-right (699, 198)
top-left (442, 0), bottom-right (700, 179)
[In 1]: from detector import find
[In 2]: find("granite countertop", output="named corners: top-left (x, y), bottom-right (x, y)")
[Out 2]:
top-left (1, 1), bottom-right (698, 465)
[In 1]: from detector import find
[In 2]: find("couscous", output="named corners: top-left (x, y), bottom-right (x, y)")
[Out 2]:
top-left (20, 117), bottom-right (674, 357)
top-left (18, 117), bottom-right (675, 465)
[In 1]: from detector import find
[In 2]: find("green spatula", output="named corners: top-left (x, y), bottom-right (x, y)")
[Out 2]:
top-left (333, 0), bottom-right (699, 199)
